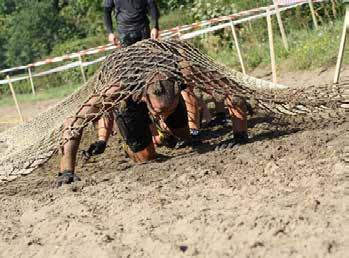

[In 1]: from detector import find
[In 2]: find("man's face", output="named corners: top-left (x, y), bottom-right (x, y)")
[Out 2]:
top-left (147, 95), bottom-right (179, 120)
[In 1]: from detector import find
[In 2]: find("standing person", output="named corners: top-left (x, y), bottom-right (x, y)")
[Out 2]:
top-left (103, 0), bottom-right (160, 47)
top-left (89, 0), bottom-right (160, 157)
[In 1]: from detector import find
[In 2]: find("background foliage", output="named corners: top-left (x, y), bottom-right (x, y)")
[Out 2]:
top-left (0, 0), bottom-right (345, 96)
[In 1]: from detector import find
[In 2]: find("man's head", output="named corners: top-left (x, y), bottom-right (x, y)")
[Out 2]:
top-left (144, 71), bottom-right (181, 118)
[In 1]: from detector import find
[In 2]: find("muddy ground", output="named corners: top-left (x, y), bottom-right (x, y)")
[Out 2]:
top-left (0, 67), bottom-right (347, 258)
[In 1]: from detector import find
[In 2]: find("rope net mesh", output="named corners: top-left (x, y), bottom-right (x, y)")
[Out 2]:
top-left (0, 39), bottom-right (346, 181)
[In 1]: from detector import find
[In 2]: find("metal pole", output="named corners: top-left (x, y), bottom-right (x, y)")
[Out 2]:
top-left (334, 3), bottom-right (349, 84)
top-left (230, 22), bottom-right (246, 74)
top-left (267, 7), bottom-right (277, 84)
top-left (27, 67), bottom-right (36, 95)
top-left (273, 0), bottom-right (289, 51)
top-left (78, 54), bottom-right (87, 84)
top-left (6, 75), bottom-right (24, 122)
top-left (308, 0), bottom-right (319, 29)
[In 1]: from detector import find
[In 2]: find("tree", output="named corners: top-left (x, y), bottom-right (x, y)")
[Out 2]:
top-left (0, 0), bottom-right (16, 15)
top-left (5, 0), bottom-right (77, 66)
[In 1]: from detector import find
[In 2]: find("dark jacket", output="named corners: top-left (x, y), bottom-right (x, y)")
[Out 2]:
top-left (103, 0), bottom-right (159, 33)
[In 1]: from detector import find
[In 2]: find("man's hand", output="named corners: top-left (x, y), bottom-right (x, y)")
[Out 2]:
top-left (108, 33), bottom-right (117, 45)
top-left (215, 132), bottom-right (248, 151)
top-left (175, 135), bottom-right (202, 149)
top-left (150, 28), bottom-right (159, 39)
top-left (53, 171), bottom-right (81, 188)
top-left (161, 135), bottom-right (177, 148)
top-left (82, 140), bottom-right (107, 160)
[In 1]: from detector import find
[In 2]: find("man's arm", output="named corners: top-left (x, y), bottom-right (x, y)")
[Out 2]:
top-left (82, 114), bottom-right (114, 160)
top-left (179, 59), bottom-right (249, 149)
top-left (146, 0), bottom-right (160, 39)
top-left (56, 84), bottom-right (121, 187)
top-left (178, 59), bottom-right (201, 132)
top-left (103, 0), bottom-right (117, 44)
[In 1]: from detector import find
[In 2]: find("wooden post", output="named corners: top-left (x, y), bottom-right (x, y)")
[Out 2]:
top-left (308, 0), bottom-right (319, 29)
top-left (273, 0), bottom-right (289, 51)
top-left (266, 7), bottom-right (277, 84)
top-left (230, 22), bottom-right (246, 74)
top-left (78, 54), bottom-right (87, 84)
top-left (177, 26), bottom-right (182, 39)
top-left (27, 67), bottom-right (36, 95)
top-left (334, 3), bottom-right (349, 84)
top-left (6, 75), bottom-right (24, 122)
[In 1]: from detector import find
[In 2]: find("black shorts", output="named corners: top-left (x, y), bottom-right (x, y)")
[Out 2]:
top-left (115, 96), bottom-right (188, 152)
top-left (118, 27), bottom-right (150, 47)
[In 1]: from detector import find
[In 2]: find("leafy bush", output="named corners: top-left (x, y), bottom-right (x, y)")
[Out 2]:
top-left (157, 0), bottom-right (193, 13)
top-left (5, 0), bottom-right (78, 67)
top-left (190, 0), bottom-right (237, 21)
top-left (288, 22), bottom-right (341, 70)
top-left (159, 8), bottom-right (194, 30)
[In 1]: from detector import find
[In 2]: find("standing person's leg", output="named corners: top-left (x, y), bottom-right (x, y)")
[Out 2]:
top-left (118, 26), bottom-right (150, 47)
top-left (141, 26), bottom-right (151, 40)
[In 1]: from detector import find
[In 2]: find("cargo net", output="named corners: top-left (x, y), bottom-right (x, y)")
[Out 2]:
top-left (0, 39), bottom-right (347, 182)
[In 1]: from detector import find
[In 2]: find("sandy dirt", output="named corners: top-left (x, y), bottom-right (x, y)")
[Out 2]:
top-left (0, 66), bottom-right (347, 258)
top-left (0, 99), bottom-right (59, 132)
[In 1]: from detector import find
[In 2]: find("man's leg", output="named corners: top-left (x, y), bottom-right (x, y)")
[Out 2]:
top-left (226, 95), bottom-right (248, 136)
top-left (215, 96), bottom-right (248, 151)
top-left (115, 100), bottom-right (157, 163)
top-left (181, 88), bottom-right (200, 132)
top-left (91, 26), bottom-right (148, 149)
top-left (197, 95), bottom-right (212, 126)
top-left (124, 143), bottom-right (157, 163)
top-left (97, 114), bottom-right (114, 142)
top-left (164, 95), bottom-right (192, 147)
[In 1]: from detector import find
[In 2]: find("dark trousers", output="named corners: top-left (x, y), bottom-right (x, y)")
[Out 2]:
top-left (118, 27), bottom-right (150, 47)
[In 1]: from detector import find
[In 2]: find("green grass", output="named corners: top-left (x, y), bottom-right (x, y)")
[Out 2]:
top-left (159, 8), bottom-right (194, 30)
top-left (201, 18), bottom-right (345, 72)
top-left (0, 83), bottom-right (80, 107)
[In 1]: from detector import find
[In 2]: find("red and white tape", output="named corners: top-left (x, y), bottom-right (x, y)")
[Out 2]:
top-left (180, 0), bottom-right (324, 40)
top-left (0, 4), bottom-right (271, 74)
top-left (0, 44), bottom-right (118, 74)
top-left (0, 0), bottom-right (325, 76)
top-left (160, 0), bottom-right (324, 38)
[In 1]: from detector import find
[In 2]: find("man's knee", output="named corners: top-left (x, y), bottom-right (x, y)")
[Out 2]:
top-left (126, 143), bottom-right (157, 163)
top-left (230, 96), bottom-right (247, 112)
